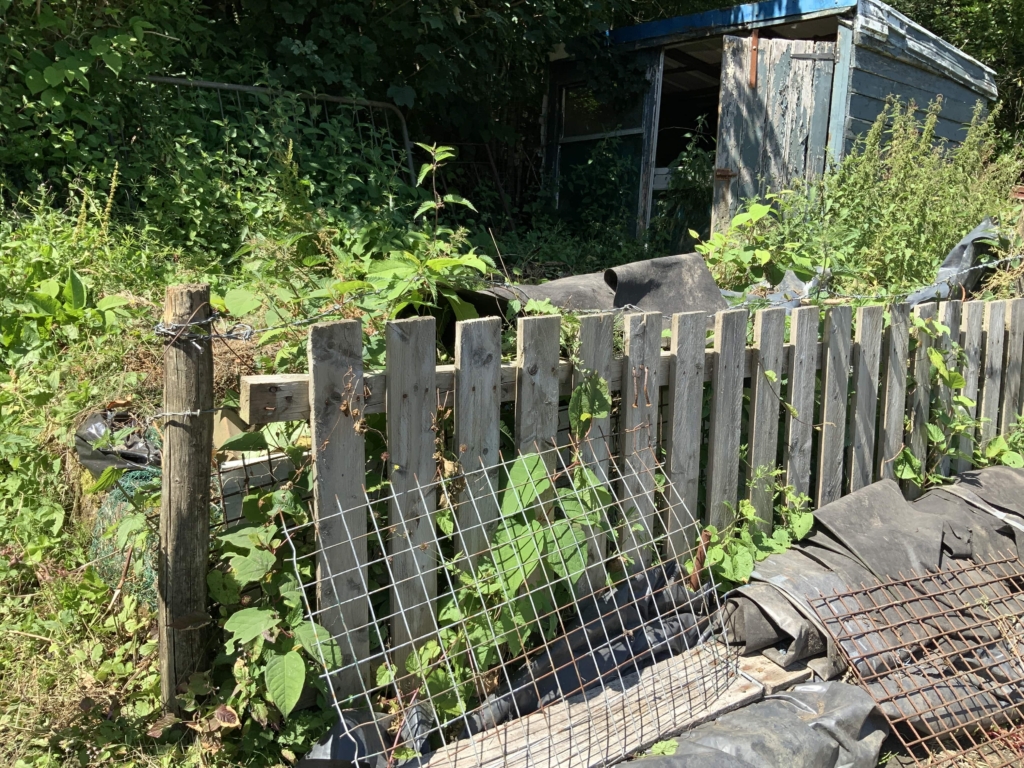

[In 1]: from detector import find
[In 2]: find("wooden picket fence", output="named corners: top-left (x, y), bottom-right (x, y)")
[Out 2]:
top-left (157, 289), bottom-right (1024, 708)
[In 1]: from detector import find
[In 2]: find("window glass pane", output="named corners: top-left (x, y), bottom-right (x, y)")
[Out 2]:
top-left (557, 135), bottom-right (643, 236)
top-left (562, 86), bottom-right (643, 138)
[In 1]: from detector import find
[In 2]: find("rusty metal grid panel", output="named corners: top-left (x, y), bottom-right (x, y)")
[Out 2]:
top-left (284, 436), bottom-right (737, 767)
top-left (809, 555), bottom-right (1024, 767)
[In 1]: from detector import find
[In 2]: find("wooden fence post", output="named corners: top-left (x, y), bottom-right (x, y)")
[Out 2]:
top-left (159, 284), bottom-right (214, 712)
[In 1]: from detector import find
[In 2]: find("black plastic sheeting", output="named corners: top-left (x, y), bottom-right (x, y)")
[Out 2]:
top-left (721, 469), bottom-right (1024, 734)
top-left (633, 682), bottom-right (888, 768)
top-left (460, 253), bottom-right (727, 326)
top-left (74, 411), bottom-right (161, 476)
top-left (905, 218), bottom-right (1000, 305)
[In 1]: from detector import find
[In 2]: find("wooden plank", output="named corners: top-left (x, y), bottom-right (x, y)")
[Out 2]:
top-left (848, 305), bottom-right (883, 492)
top-left (712, 35), bottom-right (761, 232)
top-left (827, 22), bottom-right (854, 164)
top-left (817, 306), bottom-right (852, 507)
top-left (957, 301), bottom-right (985, 474)
top-left (738, 655), bottom-right (812, 695)
top-left (748, 307), bottom-right (786, 531)
top-left (876, 304), bottom-right (911, 481)
top-left (620, 313), bottom-right (662, 568)
top-left (516, 315), bottom-right (561, 458)
top-left (159, 284), bottom-right (214, 712)
top-left (574, 313), bottom-right (615, 594)
top-left (385, 316), bottom-right (438, 686)
top-left (307, 319), bottom-right (369, 694)
top-left (978, 300), bottom-right (1006, 447)
top-left (706, 309), bottom-right (747, 530)
top-left (1000, 298), bottom-right (1024, 435)
top-left (937, 301), bottom-right (962, 478)
top-left (904, 304), bottom-right (936, 500)
top-left (240, 343), bottom-right (827, 423)
top-left (454, 317), bottom-right (502, 566)
top-left (666, 311), bottom-right (707, 562)
top-left (241, 373), bottom-right (312, 424)
top-left (848, 67), bottom-right (982, 126)
top-left (784, 306), bottom-right (818, 501)
top-left (422, 648), bottom-right (760, 768)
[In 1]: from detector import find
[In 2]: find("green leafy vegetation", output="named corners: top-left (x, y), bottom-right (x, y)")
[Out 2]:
top-left (712, 101), bottom-right (1024, 297)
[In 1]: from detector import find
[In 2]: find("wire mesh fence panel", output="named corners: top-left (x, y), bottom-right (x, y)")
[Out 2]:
top-left (285, 436), bottom-right (734, 767)
top-left (809, 554), bottom-right (1024, 768)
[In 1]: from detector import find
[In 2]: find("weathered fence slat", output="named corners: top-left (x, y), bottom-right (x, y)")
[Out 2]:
top-left (937, 301), bottom-right (962, 478)
top-left (979, 300), bottom-right (1007, 446)
top-left (1000, 297), bottom-right (1024, 434)
top-left (385, 316), bottom-right (438, 684)
top-left (516, 316), bottom-right (561, 458)
top-left (957, 301), bottom-right (985, 474)
top-left (817, 306), bottom-right (852, 507)
top-left (666, 311), bottom-right (707, 562)
top-left (454, 317), bottom-right (502, 565)
top-left (877, 303), bottom-right (910, 481)
top-left (848, 305), bottom-right (883, 492)
top-left (621, 312), bottom-right (663, 567)
top-left (748, 308), bottom-right (786, 529)
top-left (905, 303), bottom-right (937, 499)
top-left (575, 313), bottom-right (614, 593)
top-left (308, 319), bottom-right (369, 693)
top-left (784, 306), bottom-right (818, 501)
top-left (706, 309), bottom-right (747, 530)
top-left (159, 284), bottom-right (214, 712)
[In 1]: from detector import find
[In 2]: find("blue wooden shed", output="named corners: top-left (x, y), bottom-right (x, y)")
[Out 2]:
top-left (545, 0), bottom-right (998, 234)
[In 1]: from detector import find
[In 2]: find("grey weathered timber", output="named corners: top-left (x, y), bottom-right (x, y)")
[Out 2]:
top-left (876, 304), bottom-right (910, 481)
top-left (784, 306), bottom-right (818, 501)
top-left (516, 316), bottom-right (561, 459)
top-left (706, 309), bottom-right (747, 530)
top-left (574, 313), bottom-right (615, 593)
top-left (748, 308), bottom-right (786, 529)
top-left (159, 284), bottom-right (214, 712)
top-left (979, 301), bottom-right (1006, 446)
top-left (454, 318), bottom-right (502, 565)
top-left (848, 305), bottom-right (883, 491)
top-left (713, 36), bottom-right (834, 230)
top-left (816, 306), bottom-right (852, 507)
top-left (904, 304), bottom-right (937, 500)
top-left (1000, 298), bottom-right (1024, 434)
top-left (620, 313), bottom-right (663, 567)
top-left (957, 301), bottom-right (985, 474)
top-left (240, 343), bottom-right (826, 425)
top-left (385, 317), bottom-right (438, 686)
top-left (937, 301), bottom-right (962, 477)
top-left (666, 311), bottom-right (707, 562)
top-left (241, 373), bottom-right (313, 423)
top-left (308, 320), bottom-right (369, 693)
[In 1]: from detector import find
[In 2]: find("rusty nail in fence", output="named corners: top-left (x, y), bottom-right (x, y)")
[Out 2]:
top-left (809, 554), bottom-right (1024, 767)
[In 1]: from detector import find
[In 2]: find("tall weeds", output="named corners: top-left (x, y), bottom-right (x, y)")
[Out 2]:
top-left (762, 99), bottom-right (1023, 294)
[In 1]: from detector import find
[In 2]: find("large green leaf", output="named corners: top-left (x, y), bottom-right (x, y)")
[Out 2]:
top-left (568, 375), bottom-right (611, 437)
top-left (207, 570), bottom-right (241, 605)
top-left (229, 548), bottom-right (277, 586)
top-left (544, 521), bottom-right (587, 583)
top-left (293, 621), bottom-right (344, 669)
top-left (492, 517), bottom-right (543, 594)
top-left (264, 650), bottom-right (305, 717)
top-left (223, 607), bottom-right (279, 650)
top-left (224, 287), bottom-right (261, 317)
top-left (64, 269), bottom-right (87, 310)
top-left (501, 454), bottom-right (551, 517)
top-left (219, 430), bottom-right (269, 452)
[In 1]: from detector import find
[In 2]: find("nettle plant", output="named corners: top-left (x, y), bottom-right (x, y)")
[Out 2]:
top-left (378, 374), bottom-right (617, 733)
top-left (159, 468), bottom-right (341, 762)
top-left (693, 467), bottom-right (814, 589)
top-left (896, 313), bottom-right (1024, 487)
